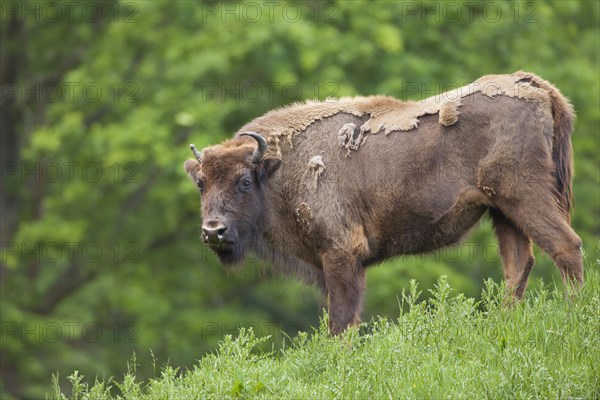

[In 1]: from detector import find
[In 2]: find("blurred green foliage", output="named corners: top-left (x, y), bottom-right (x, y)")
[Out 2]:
top-left (1, 1), bottom-right (598, 398)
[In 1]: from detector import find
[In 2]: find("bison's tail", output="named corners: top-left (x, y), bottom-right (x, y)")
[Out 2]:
top-left (546, 79), bottom-right (576, 222)
top-left (515, 72), bottom-right (575, 222)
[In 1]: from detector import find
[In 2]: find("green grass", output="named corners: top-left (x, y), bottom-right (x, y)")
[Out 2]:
top-left (51, 267), bottom-right (600, 399)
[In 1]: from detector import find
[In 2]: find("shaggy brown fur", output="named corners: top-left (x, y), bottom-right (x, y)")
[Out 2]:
top-left (185, 72), bottom-right (582, 335)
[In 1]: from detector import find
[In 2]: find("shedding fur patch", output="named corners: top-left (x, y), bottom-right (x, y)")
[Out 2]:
top-left (295, 202), bottom-right (313, 234)
top-left (481, 186), bottom-right (497, 197)
top-left (307, 155), bottom-right (326, 185)
top-left (439, 98), bottom-right (461, 126)
top-left (236, 71), bottom-right (553, 155)
top-left (337, 123), bottom-right (365, 157)
top-left (337, 123), bottom-right (356, 147)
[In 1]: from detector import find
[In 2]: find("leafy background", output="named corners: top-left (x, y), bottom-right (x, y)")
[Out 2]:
top-left (1, 1), bottom-right (598, 398)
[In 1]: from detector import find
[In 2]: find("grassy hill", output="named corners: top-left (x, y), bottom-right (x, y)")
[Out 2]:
top-left (51, 266), bottom-right (599, 399)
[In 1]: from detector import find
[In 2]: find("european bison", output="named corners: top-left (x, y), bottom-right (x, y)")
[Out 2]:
top-left (185, 72), bottom-right (583, 334)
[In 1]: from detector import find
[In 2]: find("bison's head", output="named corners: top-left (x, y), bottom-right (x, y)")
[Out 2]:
top-left (184, 132), bottom-right (281, 265)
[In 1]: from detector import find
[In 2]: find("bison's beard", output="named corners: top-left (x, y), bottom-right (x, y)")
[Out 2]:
top-left (210, 238), bottom-right (248, 266)
top-left (214, 247), bottom-right (244, 265)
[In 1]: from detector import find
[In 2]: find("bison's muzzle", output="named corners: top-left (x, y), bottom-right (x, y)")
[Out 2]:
top-left (202, 219), bottom-right (232, 247)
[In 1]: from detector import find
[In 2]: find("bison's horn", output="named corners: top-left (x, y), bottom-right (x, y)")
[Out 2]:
top-left (190, 144), bottom-right (202, 163)
top-left (240, 132), bottom-right (267, 163)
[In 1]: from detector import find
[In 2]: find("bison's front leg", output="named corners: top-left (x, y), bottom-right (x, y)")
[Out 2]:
top-left (322, 251), bottom-right (366, 335)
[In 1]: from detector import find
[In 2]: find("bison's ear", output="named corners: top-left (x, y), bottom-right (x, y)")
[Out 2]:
top-left (183, 159), bottom-right (201, 181)
top-left (256, 157), bottom-right (281, 182)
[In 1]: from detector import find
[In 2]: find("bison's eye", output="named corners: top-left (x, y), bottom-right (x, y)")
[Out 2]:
top-left (238, 177), bottom-right (252, 193)
top-left (196, 179), bottom-right (204, 193)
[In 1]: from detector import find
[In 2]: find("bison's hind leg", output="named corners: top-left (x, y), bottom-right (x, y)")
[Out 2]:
top-left (493, 189), bottom-right (583, 293)
top-left (491, 209), bottom-right (535, 298)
